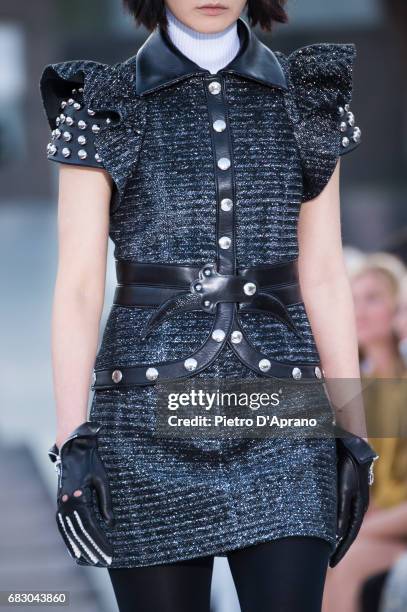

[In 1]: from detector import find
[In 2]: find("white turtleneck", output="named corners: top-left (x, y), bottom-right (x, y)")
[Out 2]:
top-left (165, 7), bottom-right (241, 75)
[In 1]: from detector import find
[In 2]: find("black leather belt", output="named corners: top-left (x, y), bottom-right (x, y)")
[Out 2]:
top-left (91, 258), bottom-right (325, 389)
top-left (113, 258), bottom-right (304, 340)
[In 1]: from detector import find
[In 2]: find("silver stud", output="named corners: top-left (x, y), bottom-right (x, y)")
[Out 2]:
top-left (87, 108), bottom-right (96, 116)
top-left (65, 116), bottom-right (74, 127)
top-left (194, 283), bottom-right (203, 292)
top-left (62, 147), bottom-right (71, 158)
top-left (67, 98), bottom-right (74, 105)
top-left (112, 369), bottom-right (122, 383)
top-left (55, 117), bottom-right (60, 126)
top-left (243, 282), bottom-right (257, 296)
top-left (213, 119), bottom-right (226, 132)
top-left (92, 370), bottom-right (96, 385)
top-left (92, 124), bottom-right (100, 134)
top-left (203, 267), bottom-right (212, 276)
top-left (230, 330), bottom-right (242, 344)
top-left (146, 367), bottom-right (159, 381)
top-left (184, 357), bottom-right (198, 371)
top-left (53, 128), bottom-right (61, 139)
top-left (292, 367), bottom-right (302, 380)
top-left (341, 137), bottom-right (350, 148)
top-left (73, 102), bottom-right (81, 110)
top-left (59, 113), bottom-right (66, 124)
top-left (218, 236), bottom-right (231, 249)
top-left (208, 81), bottom-right (221, 95)
top-left (347, 111), bottom-right (355, 127)
top-left (211, 329), bottom-right (225, 342)
top-left (62, 131), bottom-right (72, 142)
top-left (220, 198), bottom-right (233, 211)
top-left (78, 135), bottom-right (87, 145)
top-left (217, 157), bottom-right (231, 171)
top-left (314, 366), bottom-right (322, 379)
top-left (203, 300), bottom-right (211, 307)
top-left (78, 149), bottom-right (88, 160)
top-left (60, 100), bottom-right (67, 110)
top-left (338, 106), bottom-right (345, 117)
top-left (78, 120), bottom-right (87, 130)
top-left (78, 87), bottom-right (84, 93)
top-left (344, 103), bottom-right (350, 112)
top-left (71, 88), bottom-right (77, 94)
top-left (340, 121), bottom-right (347, 132)
top-left (259, 358), bottom-right (271, 372)
top-left (95, 153), bottom-right (103, 163)
top-left (106, 118), bottom-right (112, 125)
top-left (47, 143), bottom-right (57, 156)
top-left (352, 126), bottom-right (361, 143)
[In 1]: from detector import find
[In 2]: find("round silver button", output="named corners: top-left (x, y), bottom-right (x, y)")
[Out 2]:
top-left (67, 98), bottom-right (74, 105)
top-left (78, 149), bottom-right (88, 160)
top-left (60, 101), bottom-right (67, 109)
top-left (340, 122), bottom-right (347, 132)
top-left (78, 120), bottom-right (87, 130)
top-left (352, 126), bottom-right (361, 143)
top-left (112, 369), bottom-right (123, 383)
top-left (292, 367), bottom-right (302, 380)
top-left (184, 357), bottom-right (198, 371)
top-left (88, 108), bottom-right (96, 116)
top-left (314, 366), bottom-right (322, 379)
top-left (78, 135), bottom-right (87, 145)
top-left (73, 102), bottom-right (81, 110)
top-left (92, 124), bottom-right (101, 134)
top-left (208, 81), bottom-right (221, 95)
top-left (259, 359), bottom-right (271, 372)
top-left (243, 282), bottom-right (257, 296)
top-left (61, 147), bottom-right (71, 158)
top-left (217, 157), bottom-right (231, 171)
top-left (146, 367), bottom-right (159, 381)
top-left (213, 119), bottom-right (226, 132)
top-left (47, 143), bottom-right (57, 156)
top-left (230, 330), bottom-right (242, 344)
top-left (220, 198), bottom-right (233, 211)
top-left (59, 113), bottom-right (66, 123)
top-left (203, 300), bottom-right (211, 307)
top-left (53, 129), bottom-right (62, 139)
top-left (211, 329), bottom-right (225, 342)
top-left (65, 116), bottom-right (74, 127)
top-left (62, 131), bottom-right (72, 142)
top-left (95, 153), bottom-right (103, 163)
top-left (341, 137), bottom-right (350, 148)
top-left (347, 111), bottom-right (355, 126)
top-left (218, 236), bottom-right (231, 249)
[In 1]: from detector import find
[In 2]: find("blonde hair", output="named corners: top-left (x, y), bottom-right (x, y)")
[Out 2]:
top-left (348, 251), bottom-right (406, 301)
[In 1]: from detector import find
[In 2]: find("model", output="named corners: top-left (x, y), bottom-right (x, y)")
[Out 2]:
top-left (39, 1), bottom-right (378, 610)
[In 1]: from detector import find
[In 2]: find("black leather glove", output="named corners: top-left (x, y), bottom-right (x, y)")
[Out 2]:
top-left (48, 420), bottom-right (115, 567)
top-left (329, 426), bottom-right (379, 567)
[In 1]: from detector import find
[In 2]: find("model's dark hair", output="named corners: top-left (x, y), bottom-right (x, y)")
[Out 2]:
top-left (123, 1), bottom-right (288, 32)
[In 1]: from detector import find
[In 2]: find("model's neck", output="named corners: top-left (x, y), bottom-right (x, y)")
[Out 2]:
top-left (165, 7), bottom-right (241, 74)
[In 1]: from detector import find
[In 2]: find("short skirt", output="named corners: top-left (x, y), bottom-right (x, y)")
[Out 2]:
top-left (88, 340), bottom-right (338, 568)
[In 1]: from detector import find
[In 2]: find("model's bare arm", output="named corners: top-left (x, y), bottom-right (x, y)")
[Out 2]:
top-left (52, 165), bottom-right (112, 450)
top-left (297, 160), bottom-right (368, 439)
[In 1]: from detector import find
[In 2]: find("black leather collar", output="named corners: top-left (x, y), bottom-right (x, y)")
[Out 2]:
top-left (132, 16), bottom-right (287, 96)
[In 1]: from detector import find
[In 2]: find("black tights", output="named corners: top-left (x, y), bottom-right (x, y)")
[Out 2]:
top-left (108, 536), bottom-right (331, 612)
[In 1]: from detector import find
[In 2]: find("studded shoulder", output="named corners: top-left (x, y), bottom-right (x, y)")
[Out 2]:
top-left (46, 86), bottom-right (106, 167)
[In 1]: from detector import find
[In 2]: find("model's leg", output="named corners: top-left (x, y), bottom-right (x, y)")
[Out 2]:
top-left (227, 536), bottom-right (332, 612)
top-left (107, 554), bottom-right (214, 612)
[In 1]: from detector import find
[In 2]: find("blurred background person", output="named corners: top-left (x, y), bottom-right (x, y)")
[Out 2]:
top-left (322, 252), bottom-right (407, 612)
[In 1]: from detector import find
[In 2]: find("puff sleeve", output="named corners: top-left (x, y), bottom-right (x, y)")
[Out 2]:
top-left (39, 62), bottom-right (110, 169)
top-left (284, 43), bottom-right (362, 202)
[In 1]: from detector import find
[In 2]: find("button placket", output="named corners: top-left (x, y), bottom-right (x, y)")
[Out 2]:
top-left (204, 73), bottom-right (237, 346)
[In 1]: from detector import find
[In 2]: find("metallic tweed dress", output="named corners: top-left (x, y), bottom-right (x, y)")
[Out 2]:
top-left (39, 17), bottom-right (362, 568)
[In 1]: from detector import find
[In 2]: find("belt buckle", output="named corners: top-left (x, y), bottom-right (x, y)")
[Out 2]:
top-left (190, 262), bottom-right (257, 312)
